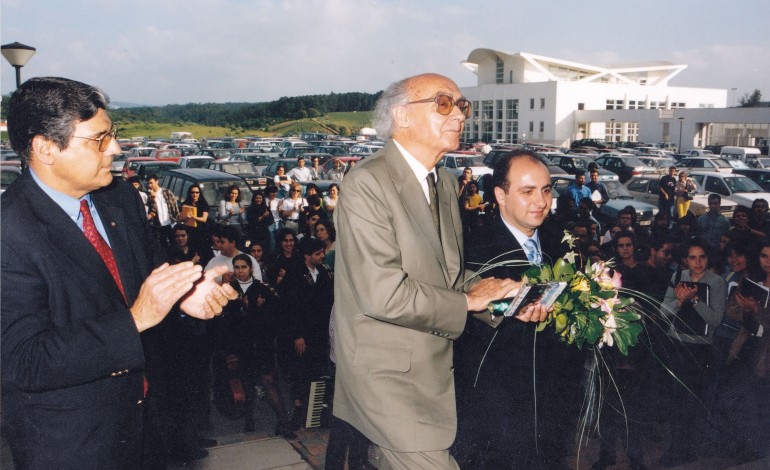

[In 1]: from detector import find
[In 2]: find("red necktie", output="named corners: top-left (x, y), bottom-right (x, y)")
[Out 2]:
top-left (80, 200), bottom-right (147, 396)
top-left (80, 199), bottom-right (127, 304)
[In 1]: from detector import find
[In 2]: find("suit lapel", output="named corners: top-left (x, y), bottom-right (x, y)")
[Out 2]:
top-left (437, 169), bottom-right (462, 286)
top-left (92, 188), bottom-right (138, 304)
top-left (19, 173), bottom-right (127, 304)
top-left (383, 143), bottom-right (447, 271)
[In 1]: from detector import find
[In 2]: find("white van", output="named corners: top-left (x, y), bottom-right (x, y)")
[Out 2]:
top-left (720, 146), bottom-right (762, 163)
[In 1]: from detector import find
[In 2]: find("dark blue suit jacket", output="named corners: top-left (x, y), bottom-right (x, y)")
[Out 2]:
top-left (1, 170), bottom-right (165, 469)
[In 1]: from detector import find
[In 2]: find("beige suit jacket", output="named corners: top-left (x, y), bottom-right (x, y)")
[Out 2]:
top-left (332, 140), bottom-right (469, 452)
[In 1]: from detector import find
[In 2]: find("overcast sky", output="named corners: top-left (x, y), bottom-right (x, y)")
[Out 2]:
top-left (2, 0), bottom-right (769, 106)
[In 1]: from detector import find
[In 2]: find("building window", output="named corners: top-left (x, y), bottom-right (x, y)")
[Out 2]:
top-left (482, 100), bottom-right (493, 120)
top-left (539, 121), bottom-right (544, 133)
top-left (529, 121), bottom-right (534, 132)
top-left (509, 70), bottom-right (513, 84)
top-left (530, 98), bottom-right (535, 110)
top-left (577, 103), bottom-right (584, 110)
top-left (606, 99), bottom-right (625, 110)
top-left (506, 121), bottom-right (518, 142)
top-left (496, 100), bottom-right (503, 120)
top-left (496, 121), bottom-right (503, 139)
top-left (482, 121), bottom-right (494, 143)
top-left (473, 101), bottom-right (479, 118)
top-left (496, 56), bottom-right (504, 84)
top-left (540, 98), bottom-right (545, 109)
top-left (506, 99), bottom-right (519, 119)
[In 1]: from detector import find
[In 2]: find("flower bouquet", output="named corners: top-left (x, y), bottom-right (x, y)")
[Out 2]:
top-left (518, 231), bottom-right (643, 355)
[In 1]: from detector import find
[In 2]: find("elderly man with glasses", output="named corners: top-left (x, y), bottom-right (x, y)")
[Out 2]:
top-left (331, 73), bottom-right (544, 469)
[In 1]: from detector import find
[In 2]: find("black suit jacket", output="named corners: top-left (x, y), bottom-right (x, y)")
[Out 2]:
top-left (1, 170), bottom-right (165, 469)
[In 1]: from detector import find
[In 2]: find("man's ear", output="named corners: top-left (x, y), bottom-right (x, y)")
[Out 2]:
top-left (392, 106), bottom-right (409, 129)
top-left (494, 186), bottom-right (506, 207)
top-left (31, 135), bottom-right (56, 165)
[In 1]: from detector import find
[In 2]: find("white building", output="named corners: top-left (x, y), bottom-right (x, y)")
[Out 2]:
top-left (459, 49), bottom-right (770, 150)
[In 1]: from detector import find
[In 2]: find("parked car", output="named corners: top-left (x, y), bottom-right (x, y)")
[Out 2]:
top-left (1, 163), bottom-right (22, 194)
top-left (551, 174), bottom-right (658, 225)
top-left (121, 157), bottom-right (157, 179)
top-left (732, 168), bottom-right (770, 192)
top-left (128, 147), bottom-right (155, 158)
top-left (207, 161), bottom-right (267, 190)
top-left (111, 152), bottom-right (128, 176)
top-left (681, 149), bottom-right (716, 158)
top-left (594, 155), bottom-right (658, 182)
top-left (567, 147), bottom-right (600, 156)
top-left (675, 157), bottom-right (733, 173)
top-left (689, 172), bottom-right (770, 208)
top-left (624, 176), bottom-right (736, 218)
top-left (133, 161), bottom-right (182, 187)
top-left (196, 149), bottom-right (233, 159)
top-left (549, 155), bottom-right (596, 175)
top-left (349, 144), bottom-right (384, 158)
top-left (483, 148), bottom-right (518, 168)
top-left (314, 145), bottom-right (349, 157)
top-left (160, 169), bottom-right (253, 215)
top-left (570, 138), bottom-right (611, 150)
top-left (230, 153), bottom-right (274, 175)
top-left (262, 158), bottom-right (311, 180)
top-left (1, 149), bottom-right (19, 161)
top-left (149, 149), bottom-right (182, 162)
top-left (637, 156), bottom-right (677, 175)
top-left (437, 153), bottom-right (492, 180)
top-left (178, 156), bottom-right (215, 169)
top-left (280, 146), bottom-right (315, 159)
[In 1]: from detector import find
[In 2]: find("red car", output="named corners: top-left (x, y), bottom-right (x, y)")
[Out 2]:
top-left (122, 157), bottom-right (157, 179)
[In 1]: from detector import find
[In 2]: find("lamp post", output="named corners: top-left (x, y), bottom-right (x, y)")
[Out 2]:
top-left (609, 118), bottom-right (616, 143)
top-left (731, 87), bottom-right (737, 107)
top-left (1, 42), bottom-right (36, 88)
top-left (678, 117), bottom-right (685, 153)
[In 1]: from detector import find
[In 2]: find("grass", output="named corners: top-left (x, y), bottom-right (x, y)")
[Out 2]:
top-left (111, 111), bottom-right (373, 140)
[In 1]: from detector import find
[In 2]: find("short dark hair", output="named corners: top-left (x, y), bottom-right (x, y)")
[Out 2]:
top-left (8, 77), bottom-right (110, 164)
top-left (216, 224), bottom-right (240, 244)
top-left (734, 205), bottom-right (751, 218)
top-left (752, 198), bottom-right (768, 209)
top-left (299, 237), bottom-right (325, 256)
top-left (146, 174), bottom-right (159, 182)
top-left (173, 223), bottom-right (191, 235)
top-left (708, 193), bottom-right (721, 203)
top-left (127, 176), bottom-right (142, 185)
top-left (232, 253), bottom-right (253, 270)
top-left (491, 149), bottom-right (545, 192)
top-left (686, 238), bottom-right (710, 258)
top-left (649, 233), bottom-right (673, 251)
top-left (614, 230), bottom-right (636, 248)
top-left (315, 219), bottom-right (337, 242)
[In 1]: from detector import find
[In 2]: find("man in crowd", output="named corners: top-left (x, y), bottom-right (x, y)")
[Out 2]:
top-left (457, 166), bottom-right (473, 196)
top-left (566, 172), bottom-right (592, 208)
top-left (750, 197), bottom-right (770, 239)
top-left (309, 155), bottom-right (323, 180)
top-left (204, 224), bottom-right (263, 282)
top-left (147, 174), bottom-right (179, 247)
top-left (324, 158), bottom-right (345, 181)
top-left (455, 150), bottom-right (560, 469)
top-left (658, 165), bottom-right (677, 216)
top-left (287, 156), bottom-right (312, 183)
top-left (332, 73), bottom-right (537, 469)
top-left (283, 238), bottom-right (335, 429)
top-left (1, 77), bottom-right (236, 469)
top-left (695, 194), bottom-right (730, 252)
top-left (585, 168), bottom-right (609, 205)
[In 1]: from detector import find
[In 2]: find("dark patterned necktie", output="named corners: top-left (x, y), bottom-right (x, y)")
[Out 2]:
top-left (80, 199), bottom-right (127, 303)
top-left (427, 172), bottom-right (440, 233)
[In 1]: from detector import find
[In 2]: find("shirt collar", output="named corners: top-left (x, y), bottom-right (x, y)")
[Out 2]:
top-left (500, 216), bottom-right (540, 251)
top-left (30, 168), bottom-right (92, 224)
top-left (393, 139), bottom-right (435, 182)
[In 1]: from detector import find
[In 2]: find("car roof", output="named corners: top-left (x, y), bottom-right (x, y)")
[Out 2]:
top-left (163, 168), bottom-right (246, 181)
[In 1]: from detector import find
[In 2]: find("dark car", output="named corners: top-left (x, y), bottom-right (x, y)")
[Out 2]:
top-left (732, 168), bottom-right (770, 192)
top-left (262, 158), bottom-right (311, 180)
top-left (207, 161), bottom-right (267, 190)
top-left (1, 163), bottom-right (22, 194)
top-left (594, 155), bottom-right (658, 183)
top-left (551, 174), bottom-right (658, 225)
top-left (133, 161), bottom-right (182, 186)
top-left (196, 149), bottom-right (233, 159)
top-left (159, 169), bottom-right (253, 215)
top-left (570, 139), bottom-right (611, 150)
top-left (482, 148), bottom-right (517, 168)
top-left (548, 155), bottom-right (596, 175)
top-left (314, 145), bottom-right (349, 157)
top-left (280, 146), bottom-right (315, 159)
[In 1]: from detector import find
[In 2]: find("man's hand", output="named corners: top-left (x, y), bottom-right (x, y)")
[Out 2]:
top-left (466, 277), bottom-right (520, 312)
top-left (179, 265), bottom-right (238, 320)
top-left (294, 338), bottom-right (307, 356)
top-left (130, 262), bottom-right (206, 333)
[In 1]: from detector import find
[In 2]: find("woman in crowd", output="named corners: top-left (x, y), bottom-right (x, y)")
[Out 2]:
top-left (314, 219), bottom-right (336, 271)
top-left (265, 186), bottom-right (283, 254)
top-left (168, 224), bottom-right (201, 265)
top-left (323, 183), bottom-right (339, 217)
top-left (218, 184), bottom-right (246, 235)
top-left (674, 171), bottom-right (697, 219)
top-left (249, 241), bottom-right (268, 282)
top-left (280, 183), bottom-right (306, 234)
top-left (221, 254), bottom-right (296, 438)
top-left (178, 184), bottom-right (213, 264)
top-left (727, 240), bottom-right (770, 459)
top-left (460, 180), bottom-right (485, 236)
top-left (274, 165), bottom-right (292, 198)
top-left (245, 190), bottom-right (272, 249)
top-left (266, 228), bottom-right (301, 288)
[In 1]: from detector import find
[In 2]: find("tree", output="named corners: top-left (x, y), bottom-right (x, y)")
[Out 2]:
top-left (739, 89), bottom-right (763, 107)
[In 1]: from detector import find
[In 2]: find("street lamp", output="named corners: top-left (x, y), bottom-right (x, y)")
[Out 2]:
top-left (1, 42), bottom-right (36, 88)
top-left (678, 117), bottom-right (685, 153)
top-left (731, 88), bottom-right (737, 107)
top-left (609, 118), bottom-right (616, 143)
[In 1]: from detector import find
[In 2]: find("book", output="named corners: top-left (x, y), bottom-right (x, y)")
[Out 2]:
top-left (181, 204), bottom-right (198, 227)
top-left (488, 282), bottom-right (568, 318)
top-left (739, 277), bottom-right (770, 308)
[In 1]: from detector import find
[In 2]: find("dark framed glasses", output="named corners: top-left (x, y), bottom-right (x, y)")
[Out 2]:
top-left (406, 93), bottom-right (472, 119)
top-left (73, 124), bottom-right (118, 152)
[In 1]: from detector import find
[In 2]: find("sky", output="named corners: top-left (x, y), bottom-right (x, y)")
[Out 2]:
top-left (2, 0), bottom-right (769, 106)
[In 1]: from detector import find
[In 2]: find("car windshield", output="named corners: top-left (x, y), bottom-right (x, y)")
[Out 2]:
top-left (199, 181), bottom-right (253, 207)
top-left (713, 159), bottom-right (733, 168)
top-left (622, 157), bottom-right (646, 166)
top-left (758, 159), bottom-right (770, 169)
top-left (456, 156), bottom-right (486, 168)
top-left (222, 163), bottom-right (258, 175)
top-left (187, 159), bottom-right (212, 169)
top-left (604, 180), bottom-right (633, 198)
top-left (571, 158), bottom-right (591, 170)
top-left (725, 176), bottom-right (764, 193)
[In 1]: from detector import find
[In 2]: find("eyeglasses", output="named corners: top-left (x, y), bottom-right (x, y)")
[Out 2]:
top-left (405, 93), bottom-right (472, 119)
top-left (190, 191), bottom-right (200, 194)
top-left (73, 124), bottom-right (118, 152)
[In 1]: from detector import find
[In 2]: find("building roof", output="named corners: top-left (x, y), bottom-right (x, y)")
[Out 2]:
top-left (462, 49), bottom-right (687, 86)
